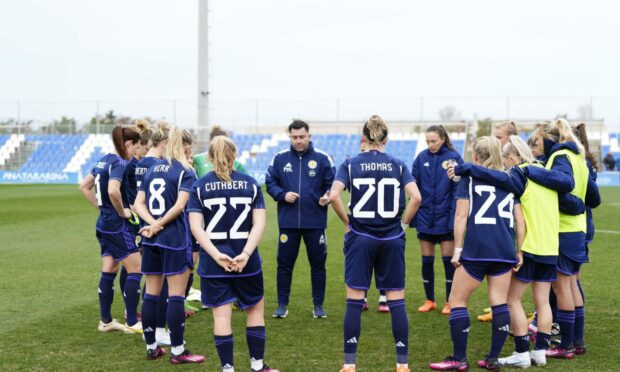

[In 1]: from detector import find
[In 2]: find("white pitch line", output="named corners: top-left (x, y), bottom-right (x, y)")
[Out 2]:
top-left (598, 230), bottom-right (620, 234)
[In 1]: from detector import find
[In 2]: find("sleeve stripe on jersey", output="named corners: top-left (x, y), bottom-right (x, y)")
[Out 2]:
top-left (252, 184), bottom-right (257, 202)
top-left (178, 170), bottom-right (185, 193)
top-left (197, 185), bottom-right (202, 204)
top-left (348, 163), bottom-right (352, 190)
top-left (269, 148), bottom-right (289, 167)
top-left (468, 176), bottom-right (473, 215)
top-left (315, 148), bottom-right (334, 167)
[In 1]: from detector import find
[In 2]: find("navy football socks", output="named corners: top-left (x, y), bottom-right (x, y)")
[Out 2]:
top-left (558, 309), bottom-right (575, 349)
top-left (142, 294), bottom-right (158, 346)
top-left (214, 334), bottom-right (234, 369)
top-left (489, 304), bottom-right (510, 359)
top-left (535, 332), bottom-right (551, 350)
top-left (344, 298), bottom-right (365, 364)
top-left (124, 273), bottom-right (142, 326)
top-left (167, 296), bottom-right (186, 348)
top-left (514, 334), bottom-right (530, 353)
top-left (156, 279), bottom-right (169, 329)
top-left (246, 326), bottom-right (266, 361)
top-left (185, 272), bottom-right (194, 298)
top-left (442, 256), bottom-right (455, 301)
top-left (549, 290), bottom-right (558, 323)
top-left (98, 272), bottom-right (117, 323)
top-left (119, 266), bottom-right (127, 294)
top-left (388, 299), bottom-right (409, 364)
top-left (421, 256), bottom-right (435, 301)
top-left (449, 307), bottom-right (470, 361)
top-left (574, 306), bottom-right (585, 345)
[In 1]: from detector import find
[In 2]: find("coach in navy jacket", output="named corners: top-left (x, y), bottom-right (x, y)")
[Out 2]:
top-left (265, 120), bottom-right (335, 318)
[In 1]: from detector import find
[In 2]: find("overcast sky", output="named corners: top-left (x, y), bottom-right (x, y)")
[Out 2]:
top-left (1, 0), bottom-right (619, 128)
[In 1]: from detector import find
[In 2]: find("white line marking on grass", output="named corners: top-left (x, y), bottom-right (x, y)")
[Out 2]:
top-left (598, 230), bottom-right (620, 234)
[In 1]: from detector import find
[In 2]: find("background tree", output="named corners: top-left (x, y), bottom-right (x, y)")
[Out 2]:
top-left (438, 105), bottom-right (460, 121)
top-left (476, 117), bottom-right (492, 138)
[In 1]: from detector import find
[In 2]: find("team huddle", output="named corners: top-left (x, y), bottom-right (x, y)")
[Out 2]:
top-left (79, 115), bottom-right (600, 372)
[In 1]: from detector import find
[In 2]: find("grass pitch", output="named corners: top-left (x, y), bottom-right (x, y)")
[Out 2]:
top-left (0, 185), bottom-right (619, 371)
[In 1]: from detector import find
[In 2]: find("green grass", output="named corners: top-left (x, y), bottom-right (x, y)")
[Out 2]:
top-left (0, 185), bottom-right (619, 371)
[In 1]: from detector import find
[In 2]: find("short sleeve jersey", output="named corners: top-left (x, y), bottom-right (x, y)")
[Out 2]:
top-left (139, 159), bottom-right (196, 250)
top-left (335, 150), bottom-right (414, 239)
top-left (188, 171), bottom-right (266, 278)
top-left (135, 156), bottom-right (161, 191)
top-left (90, 153), bottom-right (129, 233)
top-left (125, 157), bottom-right (139, 206)
top-left (455, 176), bottom-right (518, 263)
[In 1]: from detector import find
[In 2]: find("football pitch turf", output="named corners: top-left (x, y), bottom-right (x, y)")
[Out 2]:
top-left (0, 184), bottom-right (619, 371)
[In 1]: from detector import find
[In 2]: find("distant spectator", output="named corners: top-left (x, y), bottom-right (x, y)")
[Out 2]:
top-left (603, 152), bottom-right (616, 171)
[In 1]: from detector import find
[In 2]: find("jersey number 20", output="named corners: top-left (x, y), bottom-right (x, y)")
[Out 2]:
top-left (352, 178), bottom-right (400, 218)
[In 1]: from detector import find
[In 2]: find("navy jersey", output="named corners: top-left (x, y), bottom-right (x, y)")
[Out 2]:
top-left (335, 150), bottom-right (414, 239)
top-left (187, 171), bottom-right (266, 278)
top-left (90, 153), bottom-right (129, 233)
top-left (455, 176), bottom-right (518, 263)
top-left (135, 156), bottom-right (160, 191)
top-left (139, 159), bottom-right (196, 250)
top-left (125, 157), bottom-right (139, 205)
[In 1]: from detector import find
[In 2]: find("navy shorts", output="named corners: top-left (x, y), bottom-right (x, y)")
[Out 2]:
top-left (461, 260), bottom-right (514, 282)
top-left (200, 273), bottom-right (264, 310)
top-left (127, 223), bottom-right (142, 249)
top-left (515, 255), bottom-right (557, 282)
top-left (344, 232), bottom-right (405, 291)
top-left (417, 232), bottom-right (454, 244)
top-left (97, 229), bottom-right (138, 261)
top-left (142, 244), bottom-right (193, 276)
top-left (557, 251), bottom-right (581, 276)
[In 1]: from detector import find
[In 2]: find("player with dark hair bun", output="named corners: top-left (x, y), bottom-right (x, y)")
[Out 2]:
top-left (78, 125), bottom-right (143, 334)
top-left (411, 125), bottom-right (463, 315)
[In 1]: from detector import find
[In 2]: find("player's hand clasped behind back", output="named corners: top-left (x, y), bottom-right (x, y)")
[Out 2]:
top-left (213, 252), bottom-right (249, 273)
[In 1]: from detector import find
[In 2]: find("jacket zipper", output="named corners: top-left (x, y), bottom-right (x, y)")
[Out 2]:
top-left (298, 154), bottom-right (302, 229)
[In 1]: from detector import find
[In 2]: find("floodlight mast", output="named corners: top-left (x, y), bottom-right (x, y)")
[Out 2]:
top-left (198, 0), bottom-right (209, 141)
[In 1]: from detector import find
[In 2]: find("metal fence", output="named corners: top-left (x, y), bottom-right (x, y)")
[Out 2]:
top-left (1, 96), bottom-right (619, 134)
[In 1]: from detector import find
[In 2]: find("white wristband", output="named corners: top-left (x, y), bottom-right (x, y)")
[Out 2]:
top-left (454, 248), bottom-right (463, 254)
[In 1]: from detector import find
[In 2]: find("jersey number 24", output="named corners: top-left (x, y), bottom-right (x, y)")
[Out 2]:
top-left (473, 185), bottom-right (514, 228)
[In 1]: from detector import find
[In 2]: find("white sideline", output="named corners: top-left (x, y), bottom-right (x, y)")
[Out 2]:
top-left (598, 230), bottom-right (620, 235)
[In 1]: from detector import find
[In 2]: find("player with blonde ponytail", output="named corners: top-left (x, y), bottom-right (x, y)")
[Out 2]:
top-left (134, 126), bottom-right (204, 364)
top-left (430, 136), bottom-right (525, 371)
top-left (531, 119), bottom-right (589, 359)
top-left (189, 135), bottom-right (279, 372)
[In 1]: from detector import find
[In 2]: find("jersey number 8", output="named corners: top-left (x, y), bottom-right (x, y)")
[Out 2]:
top-left (148, 178), bottom-right (167, 215)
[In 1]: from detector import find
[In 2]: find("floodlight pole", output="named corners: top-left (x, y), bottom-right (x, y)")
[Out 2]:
top-left (198, 0), bottom-right (209, 141)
